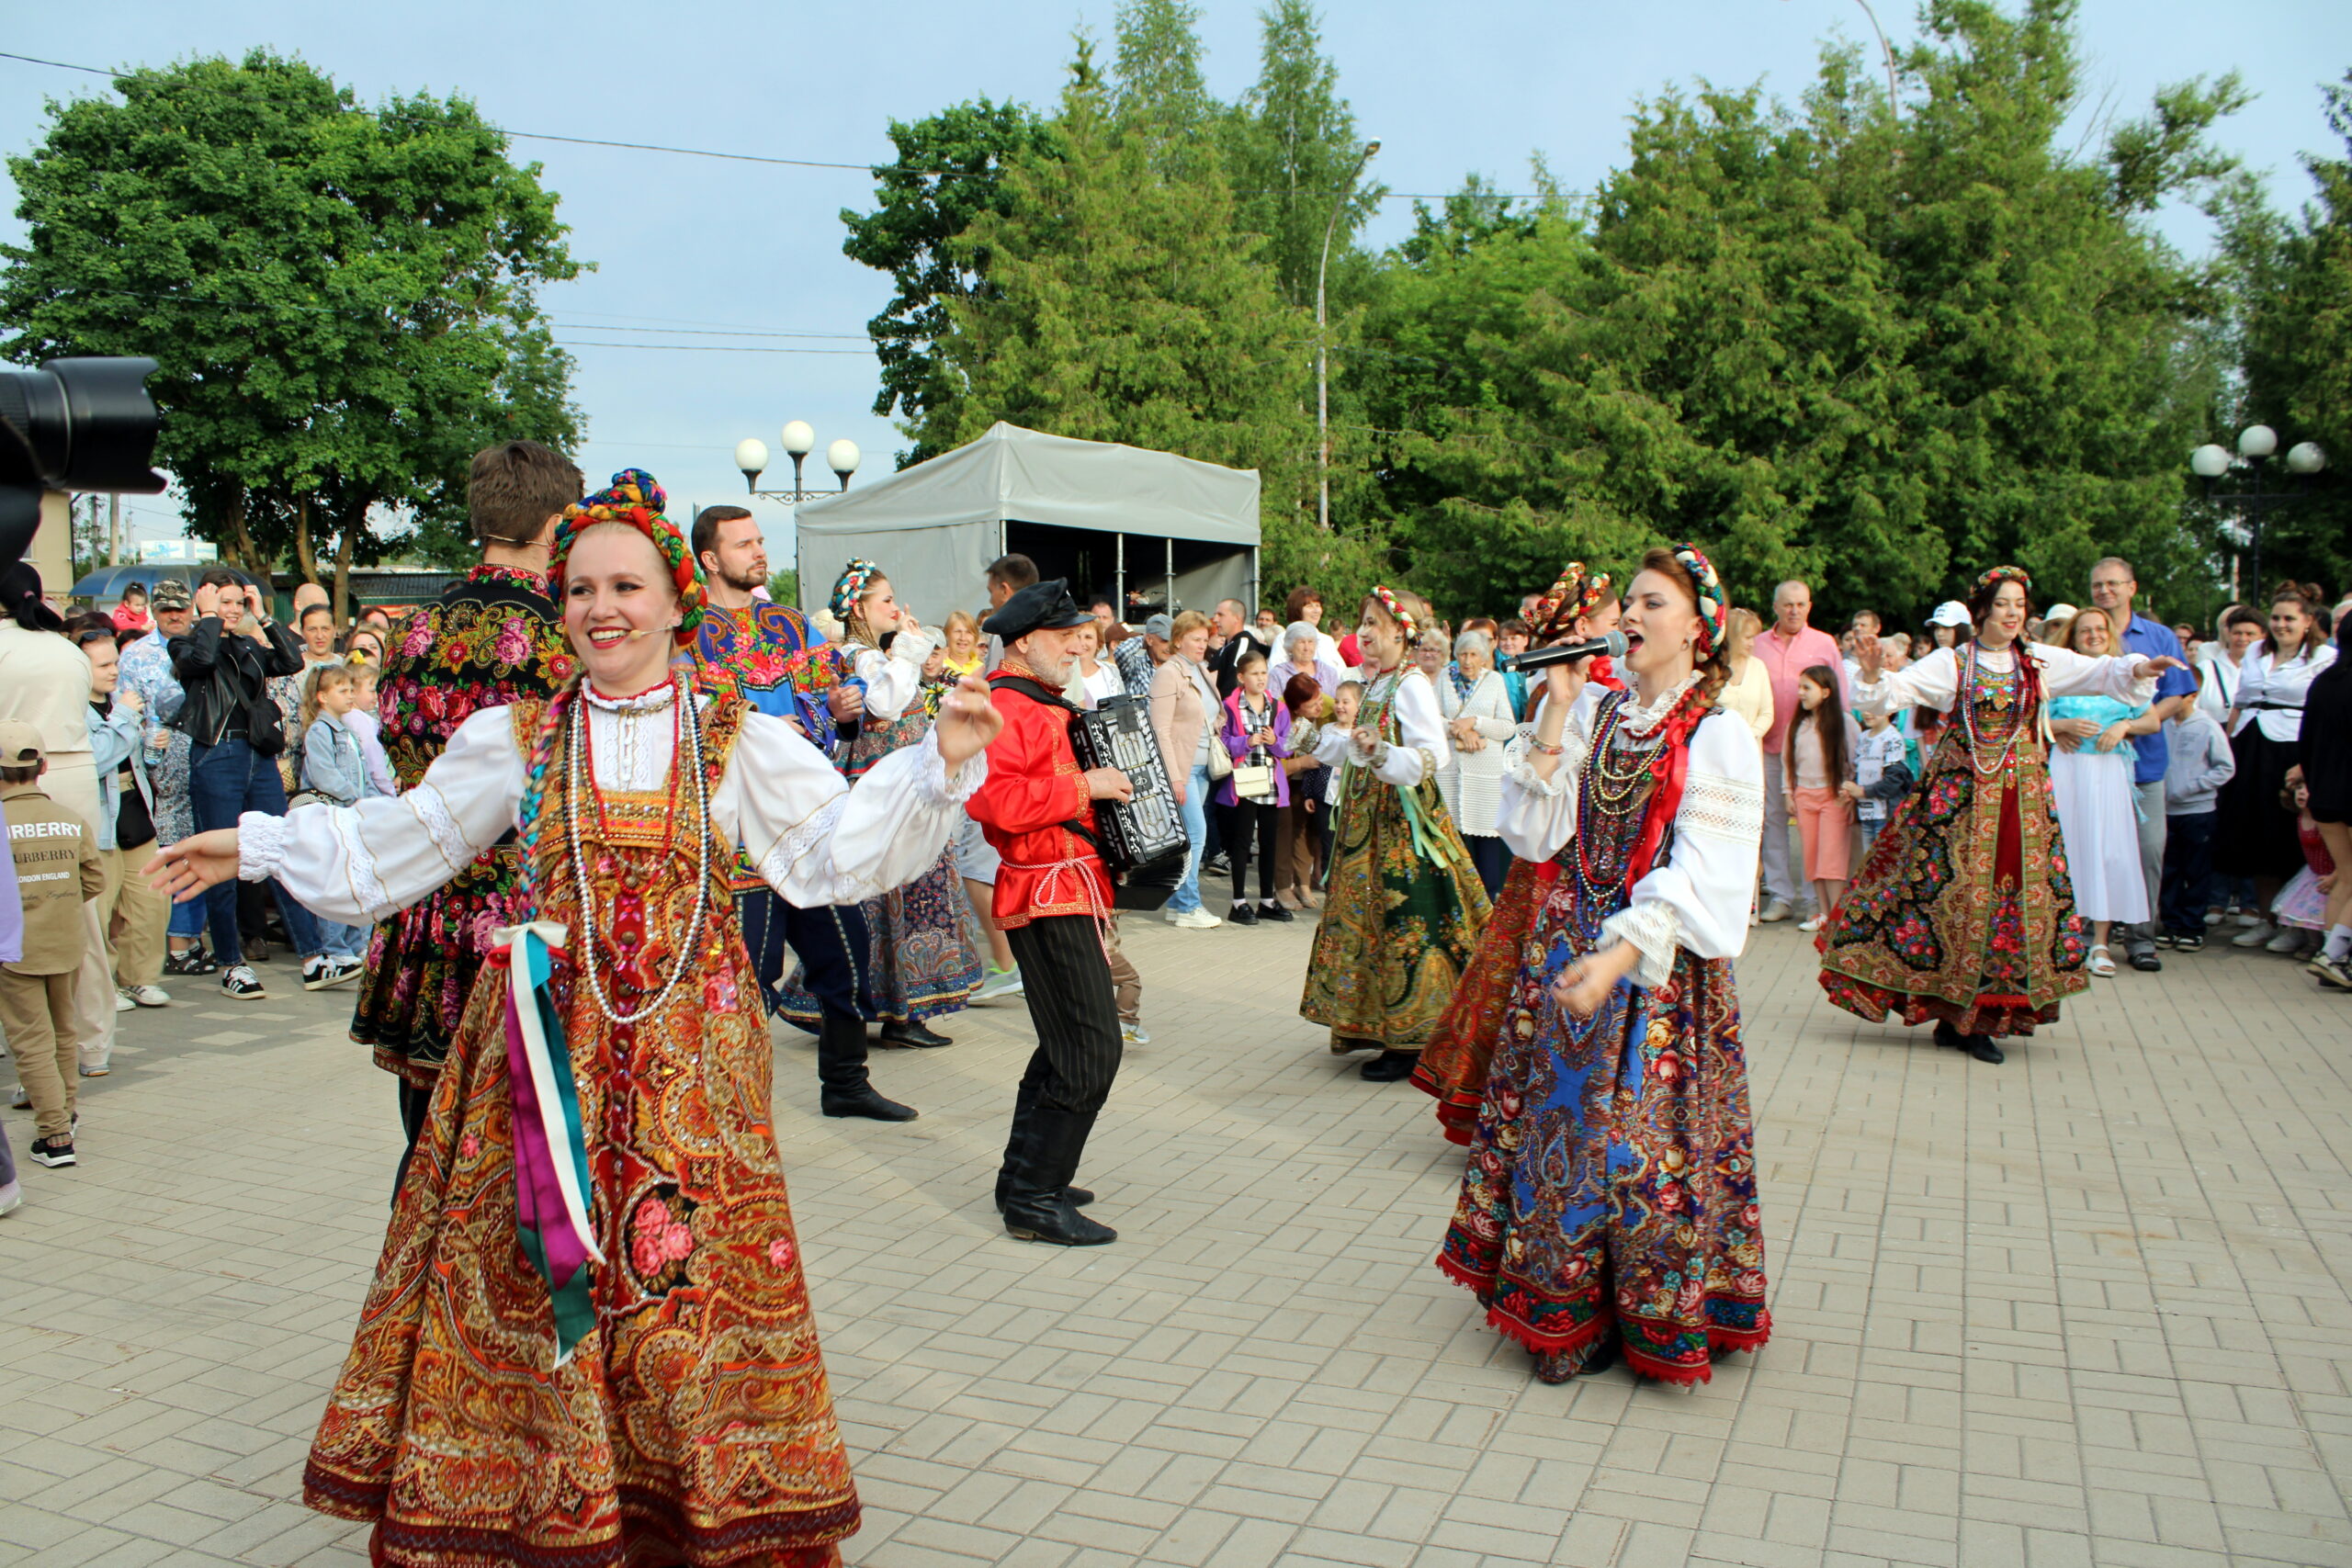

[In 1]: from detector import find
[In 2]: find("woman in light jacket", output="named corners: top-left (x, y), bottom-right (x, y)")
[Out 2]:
top-left (1439, 627), bottom-right (1517, 895)
top-left (1149, 610), bottom-right (1221, 929)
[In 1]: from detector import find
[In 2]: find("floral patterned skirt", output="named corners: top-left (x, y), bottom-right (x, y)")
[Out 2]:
top-left (351, 845), bottom-right (526, 1088)
top-left (306, 892), bottom-right (859, 1566)
top-left (1817, 756), bottom-right (2088, 1039)
top-left (775, 846), bottom-right (979, 1028)
top-left (1412, 856), bottom-right (1553, 1141)
top-left (1438, 934), bottom-right (1770, 1386)
top-left (1301, 776), bottom-right (1490, 1050)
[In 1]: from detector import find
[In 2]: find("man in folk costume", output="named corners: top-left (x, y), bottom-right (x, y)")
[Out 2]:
top-left (970, 580), bottom-right (1136, 1246)
top-left (352, 440), bottom-right (581, 1180)
top-left (686, 506), bottom-right (911, 1122)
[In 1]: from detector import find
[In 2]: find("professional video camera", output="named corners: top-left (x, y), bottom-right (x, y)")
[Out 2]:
top-left (0, 355), bottom-right (166, 571)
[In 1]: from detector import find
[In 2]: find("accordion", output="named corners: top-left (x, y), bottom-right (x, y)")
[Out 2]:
top-left (1068, 695), bottom-right (1187, 878)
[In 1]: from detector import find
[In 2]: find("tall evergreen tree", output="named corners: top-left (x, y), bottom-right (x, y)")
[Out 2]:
top-left (1223, 0), bottom-right (1383, 310)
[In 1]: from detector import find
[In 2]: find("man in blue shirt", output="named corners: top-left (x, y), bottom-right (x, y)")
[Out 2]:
top-left (2089, 557), bottom-right (2197, 972)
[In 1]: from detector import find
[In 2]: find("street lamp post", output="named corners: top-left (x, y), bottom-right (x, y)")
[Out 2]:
top-left (2189, 425), bottom-right (2327, 600)
top-left (736, 420), bottom-right (862, 503)
top-left (1317, 139), bottom-right (1380, 534)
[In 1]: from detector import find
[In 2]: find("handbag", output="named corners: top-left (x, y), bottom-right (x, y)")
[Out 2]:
top-left (1231, 761), bottom-right (1274, 800)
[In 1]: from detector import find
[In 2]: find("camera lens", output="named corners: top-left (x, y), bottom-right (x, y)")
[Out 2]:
top-left (0, 356), bottom-right (164, 491)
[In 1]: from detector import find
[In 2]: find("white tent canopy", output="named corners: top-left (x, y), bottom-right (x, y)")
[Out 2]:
top-left (793, 423), bottom-right (1261, 625)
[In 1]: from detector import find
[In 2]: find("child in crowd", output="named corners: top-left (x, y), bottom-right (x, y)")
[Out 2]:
top-left (2159, 682), bottom-right (2235, 953)
top-left (1844, 700), bottom-right (1913, 859)
top-left (1788, 664), bottom-right (1860, 933)
top-left (2270, 772), bottom-right (2334, 962)
top-left (345, 665), bottom-right (397, 797)
top-left (109, 581), bottom-right (150, 635)
top-left (1322, 680), bottom-right (1362, 889)
top-left (0, 721), bottom-right (105, 1171)
top-left (295, 666), bottom-right (374, 989)
top-left (1219, 649), bottom-right (1295, 926)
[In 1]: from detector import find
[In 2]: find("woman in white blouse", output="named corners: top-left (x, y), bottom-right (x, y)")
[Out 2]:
top-left (148, 491), bottom-right (1001, 1568)
top-left (2217, 586), bottom-right (2339, 948)
top-left (1438, 627), bottom-right (1517, 894)
top-left (1437, 544), bottom-right (1770, 1387)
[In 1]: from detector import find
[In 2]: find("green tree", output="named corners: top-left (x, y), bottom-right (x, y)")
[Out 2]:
top-left (840, 98), bottom-right (1058, 466)
top-left (0, 50), bottom-right (582, 612)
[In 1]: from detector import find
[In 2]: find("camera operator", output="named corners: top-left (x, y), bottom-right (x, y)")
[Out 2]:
top-left (169, 570), bottom-right (343, 1000)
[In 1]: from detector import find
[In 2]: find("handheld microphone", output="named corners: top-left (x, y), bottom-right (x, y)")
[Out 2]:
top-left (1499, 629), bottom-right (1629, 672)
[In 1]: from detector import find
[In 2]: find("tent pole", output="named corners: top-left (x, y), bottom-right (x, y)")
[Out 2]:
top-left (1165, 538), bottom-right (1174, 616)
top-left (1114, 533), bottom-right (1125, 624)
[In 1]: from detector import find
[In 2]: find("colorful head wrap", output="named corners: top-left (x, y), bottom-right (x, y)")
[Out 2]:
top-left (1367, 584), bottom-right (1419, 642)
top-left (1670, 542), bottom-right (1728, 660)
top-left (549, 468), bottom-right (705, 647)
top-left (1528, 560), bottom-right (1615, 643)
top-left (1975, 564), bottom-right (2032, 594)
top-left (830, 558), bottom-right (881, 623)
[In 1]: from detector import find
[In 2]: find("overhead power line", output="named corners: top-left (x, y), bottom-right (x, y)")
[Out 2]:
top-left (0, 48), bottom-right (1563, 200)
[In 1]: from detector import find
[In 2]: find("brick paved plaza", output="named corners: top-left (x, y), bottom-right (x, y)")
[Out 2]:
top-left (3, 913), bottom-right (2348, 1567)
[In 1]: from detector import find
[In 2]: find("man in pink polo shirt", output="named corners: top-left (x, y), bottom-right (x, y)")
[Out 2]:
top-left (1754, 579), bottom-right (1848, 922)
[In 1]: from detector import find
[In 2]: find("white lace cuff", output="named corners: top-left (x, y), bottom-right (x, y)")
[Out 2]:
top-left (1601, 899), bottom-right (1681, 990)
top-left (330, 810), bottom-right (394, 923)
top-left (1503, 728), bottom-right (1589, 795)
top-left (238, 810), bottom-right (290, 883)
top-left (407, 781), bottom-right (476, 875)
top-left (919, 731), bottom-right (987, 806)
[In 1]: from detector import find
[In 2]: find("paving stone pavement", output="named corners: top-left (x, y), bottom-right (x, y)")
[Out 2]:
top-left (3, 911), bottom-right (2349, 1568)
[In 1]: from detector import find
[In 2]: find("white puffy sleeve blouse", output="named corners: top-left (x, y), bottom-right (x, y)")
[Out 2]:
top-left (1496, 686), bottom-right (1765, 988)
top-left (236, 685), bottom-right (983, 926)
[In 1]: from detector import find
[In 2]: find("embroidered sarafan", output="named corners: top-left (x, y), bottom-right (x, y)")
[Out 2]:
top-left (1817, 649), bottom-right (2091, 1036)
top-left (353, 564), bottom-right (576, 1087)
top-left (303, 694), bottom-right (863, 1568)
top-left (1438, 692), bottom-right (1770, 1386)
top-left (1299, 671), bottom-right (1491, 1048)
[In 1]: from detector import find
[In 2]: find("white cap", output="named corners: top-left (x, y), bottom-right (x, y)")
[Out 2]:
top-left (2043, 603), bottom-right (2078, 625)
top-left (1927, 601), bottom-right (1971, 627)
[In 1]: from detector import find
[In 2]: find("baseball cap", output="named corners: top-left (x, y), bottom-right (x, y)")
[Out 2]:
top-left (1143, 613), bottom-right (1173, 640)
top-left (150, 578), bottom-right (194, 610)
top-left (0, 719), bottom-right (45, 769)
top-left (1926, 601), bottom-right (1970, 628)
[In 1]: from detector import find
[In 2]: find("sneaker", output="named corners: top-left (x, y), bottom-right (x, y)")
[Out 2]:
top-left (2308, 953), bottom-right (2352, 991)
top-left (78, 1060), bottom-right (109, 1078)
top-left (8, 1085), bottom-right (27, 1110)
top-left (2233, 921), bottom-right (2275, 949)
top-left (303, 956), bottom-right (365, 991)
top-left (1228, 901), bottom-right (1259, 926)
top-left (1121, 1021), bottom-right (1152, 1045)
top-left (2266, 928), bottom-right (2308, 955)
top-left (2234, 910), bottom-right (2265, 928)
top-left (122, 985), bottom-right (170, 1008)
top-left (0, 1180), bottom-right (19, 1217)
top-left (1758, 899), bottom-right (1792, 924)
top-left (2204, 908), bottom-right (2226, 927)
top-left (1258, 900), bottom-right (1294, 923)
top-left (974, 964), bottom-right (1024, 1000)
top-left (2173, 932), bottom-right (2205, 953)
top-left (220, 964), bottom-right (267, 1000)
top-left (113, 988), bottom-right (136, 1013)
top-left (1166, 907), bottom-right (1222, 930)
top-left (28, 1136), bottom-right (75, 1168)
top-left (1798, 915), bottom-right (1826, 933)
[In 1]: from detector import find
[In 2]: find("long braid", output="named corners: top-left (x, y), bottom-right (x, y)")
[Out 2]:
top-left (514, 671), bottom-right (584, 912)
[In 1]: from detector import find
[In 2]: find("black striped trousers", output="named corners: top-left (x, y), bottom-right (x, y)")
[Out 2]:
top-left (1004, 914), bottom-right (1124, 1116)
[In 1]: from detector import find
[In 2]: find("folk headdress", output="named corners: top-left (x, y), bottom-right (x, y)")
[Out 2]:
top-left (1528, 560), bottom-right (1614, 643)
top-left (829, 558), bottom-right (881, 624)
top-left (548, 468), bottom-right (705, 647)
top-left (1975, 564), bottom-right (2032, 596)
top-left (1367, 584), bottom-right (1419, 641)
top-left (1671, 542), bottom-right (1728, 660)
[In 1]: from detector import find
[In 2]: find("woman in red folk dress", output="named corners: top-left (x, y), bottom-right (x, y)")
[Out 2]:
top-left (1412, 560), bottom-right (1621, 1143)
top-left (150, 471), bottom-right (1002, 1568)
top-left (1817, 567), bottom-right (2181, 1065)
top-left (1440, 545), bottom-right (1770, 1386)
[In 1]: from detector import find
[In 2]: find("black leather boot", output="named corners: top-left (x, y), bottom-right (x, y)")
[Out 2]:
top-left (1002, 1106), bottom-right (1115, 1246)
top-left (990, 1068), bottom-right (1097, 1211)
top-left (816, 1005), bottom-right (917, 1121)
top-left (879, 1018), bottom-right (954, 1049)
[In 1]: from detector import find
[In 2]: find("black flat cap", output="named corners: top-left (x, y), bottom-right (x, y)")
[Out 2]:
top-left (984, 578), bottom-right (1093, 644)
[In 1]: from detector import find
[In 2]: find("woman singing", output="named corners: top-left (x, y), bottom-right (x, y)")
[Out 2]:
top-left (1817, 567), bottom-right (2179, 1063)
top-left (149, 472), bottom-right (1001, 1568)
top-left (1439, 545), bottom-right (1770, 1385)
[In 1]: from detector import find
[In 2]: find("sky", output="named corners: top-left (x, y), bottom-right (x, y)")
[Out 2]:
top-left (5, 0), bottom-right (2349, 569)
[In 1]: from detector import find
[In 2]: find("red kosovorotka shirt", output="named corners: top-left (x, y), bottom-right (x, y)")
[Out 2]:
top-left (970, 666), bottom-right (1114, 930)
